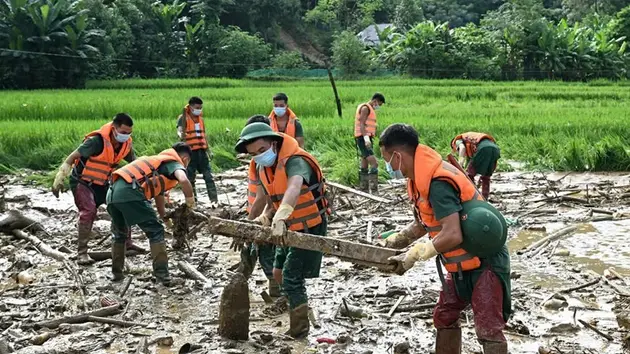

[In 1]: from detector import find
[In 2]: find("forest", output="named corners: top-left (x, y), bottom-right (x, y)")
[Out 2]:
top-left (1, 0), bottom-right (629, 88)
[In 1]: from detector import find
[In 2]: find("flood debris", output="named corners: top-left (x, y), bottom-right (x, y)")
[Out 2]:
top-left (218, 272), bottom-right (250, 340)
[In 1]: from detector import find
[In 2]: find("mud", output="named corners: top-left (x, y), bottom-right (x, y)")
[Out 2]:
top-left (0, 168), bottom-right (629, 353)
top-left (218, 272), bottom-right (250, 340)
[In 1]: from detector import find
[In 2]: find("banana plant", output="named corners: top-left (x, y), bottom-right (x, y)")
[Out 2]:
top-left (63, 12), bottom-right (102, 58)
top-left (25, 0), bottom-right (85, 50)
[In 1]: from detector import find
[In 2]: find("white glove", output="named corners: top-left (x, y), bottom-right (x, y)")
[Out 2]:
top-left (254, 213), bottom-right (271, 227)
top-left (162, 217), bottom-right (174, 229)
top-left (185, 197), bottom-right (195, 209)
top-left (363, 135), bottom-right (372, 148)
top-left (388, 239), bottom-right (438, 275)
top-left (52, 162), bottom-right (72, 196)
top-left (271, 204), bottom-right (294, 239)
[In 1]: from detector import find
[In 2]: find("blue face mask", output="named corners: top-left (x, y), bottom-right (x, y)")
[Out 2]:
top-left (253, 146), bottom-right (277, 167)
top-left (274, 107), bottom-right (287, 117)
top-left (114, 128), bottom-right (131, 143)
top-left (386, 152), bottom-right (404, 179)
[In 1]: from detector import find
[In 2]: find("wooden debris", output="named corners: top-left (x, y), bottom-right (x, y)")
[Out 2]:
top-left (119, 276), bottom-right (133, 298)
top-left (308, 308), bottom-right (321, 329)
top-left (608, 268), bottom-right (630, 286)
top-left (366, 221), bottom-right (373, 243)
top-left (578, 319), bottom-right (613, 341)
top-left (177, 260), bottom-right (212, 288)
top-left (86, 316), bottom-right (147, 327)
top-left (0, 210), bottom-right (44, 233)
top-left (327, 181), bottom-right (392, 204)
top-left (524, 225), bottom-right (578, 255)
top-left (559, 278), bottom-right (600, 294)
top-left (12, 230), bottom-right (67, 261)
top-left (218, 273), bottom-right (249, 340)
top-left (32, 304), bottom-right (122, 329)
top-left (387, 295), bottom-right (406, 317)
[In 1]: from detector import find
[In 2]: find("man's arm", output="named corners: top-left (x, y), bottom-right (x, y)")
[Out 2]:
top-left (457, 143), bottom-right (468, 166)
top-left (155, 194), bottom-right (167, 219)
top-left (176, 116), bottom-right (185, 141)
top-left (403, 220), bottom-right (428, 241)
top-left (248, 184), bottom-right (267, 220)
top-left (124, 145), bottom-right (136, 163)
top-left (62, 150), bottom-right (82, 166)
top-left (432, 213), bottom-right (464, 252)
top-left (279, 175), bottom-right (303, 208)
top-left (173, 169), bottom-right (194, 199)
top-left (294, 120), bottom-right (305, 148)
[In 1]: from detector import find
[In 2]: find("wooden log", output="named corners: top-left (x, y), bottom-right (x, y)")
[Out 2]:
top-left (119, 276), bottom-right (133, 298)
top-left (88, 250), bottom-right (139, 261)
top-left (387, 295), bottom-right (406, 317)
top-left (0, 210), bottom-right (44, 233)
top-left (523, 225), bottom-right (578, 254)
top-left (206, 216), bottom-right (400, 270)
top-left (218, 273), bottom-right (249, 340)
top-left (86, 316), bottom-right (147, 327)
top-left (12, 230), bottom-right (67, 261)
top-left (32, 304), bottom-right (122, 329)
top-left (578, 319), bottom-right (613, 341)
top-left (327, 181), bottom-right (393, 204)
top-left (608, 268), bottom-right (630, 286)
top-left (177, 260), bottom-right (212, 287)
top-left (559, 278), bottom-right (600, 294)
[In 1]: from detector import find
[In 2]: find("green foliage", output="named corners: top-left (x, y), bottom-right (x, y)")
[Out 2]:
top-left (393, 0), bottom-right (424, 30)
top-left (611, 5), bottom-right (630, 41)
top-left (332, 31), bottom-right (370, 76)
top-left (271, 51), bottom-right (309, 69)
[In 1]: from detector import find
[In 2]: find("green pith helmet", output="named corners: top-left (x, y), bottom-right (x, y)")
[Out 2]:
top-left (235, 122), bottom-right (282, 153)
top-left (459, 199), bottom-right (507, 257)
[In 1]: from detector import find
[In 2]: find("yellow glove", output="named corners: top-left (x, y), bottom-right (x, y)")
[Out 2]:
top-left (162, 217), bottom-right (174, 229)
top-left (271, 203), bottom-right (294, 238)
top-left (52, 162), bottom-right (72, 196)
top-left (185, 197), bottom-right (195, 209)
top-left (377, 230), bottom-right (412, 249)
top-left (388, 239), bottom-right (438, 275)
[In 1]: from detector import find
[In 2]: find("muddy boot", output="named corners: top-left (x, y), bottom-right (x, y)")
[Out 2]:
top-left (268, 278), bottom-right (281, 297)
top-left (368, 168), bottom-right (379, 193)
top-left (481, 341), bottom-right (508, 354)
top-left (436, 328), bottom-right (462, 354)
top-left (480, 176), bottom-right (491, 200)
top-left (286, 303), bottom-right (309, 338)
top-left (150, 242), bottom-right (171, 286)
top-left (76, 223), bottom-right (95, 265)
top-left (111, 242), bottom-right (126, 281)
top-left (358, 168), bottom-right (368, 192)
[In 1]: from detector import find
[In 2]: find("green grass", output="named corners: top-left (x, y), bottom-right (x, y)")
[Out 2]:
top-left (1, 78), bottom-right (629, 184)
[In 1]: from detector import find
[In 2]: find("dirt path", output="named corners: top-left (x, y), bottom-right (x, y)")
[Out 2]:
top-left (0, 169), bottom-right (629, 353)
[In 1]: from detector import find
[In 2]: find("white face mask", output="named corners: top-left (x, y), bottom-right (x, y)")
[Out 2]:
top-left (192, 108), bottom-right (202, 116)
top-left (273, 107), bottom-right (287, 117)
top-left (114, 128), bottom-right (131, 143)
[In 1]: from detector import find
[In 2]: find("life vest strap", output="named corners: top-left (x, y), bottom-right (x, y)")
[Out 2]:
top-left (285, 207), bottom-right (326, 228)
top-left (270, 182), bottom-right (321, 203)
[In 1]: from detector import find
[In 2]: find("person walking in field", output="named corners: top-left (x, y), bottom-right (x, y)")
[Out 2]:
top-left (235, 123), bottom-right (329, 338)
top-left (355, 93), bottom-right (385, 193)
top-left (176, 96), bottom-right (218, 206)
top-left (378, 124), bottom-right (511, 354)
top-left (51, 114), bottom-right (144, 265)
top-left (451, 132), bottom-right (500, 200)
top-left (106, 143), bottom-right (195, 286)
top-left (234, 115), bottom-right (280, 299)
top-left (269, 93), bottom-right (305, 148)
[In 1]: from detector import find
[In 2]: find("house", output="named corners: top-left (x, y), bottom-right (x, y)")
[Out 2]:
top-left (357, 24), bottom-right (394, 46)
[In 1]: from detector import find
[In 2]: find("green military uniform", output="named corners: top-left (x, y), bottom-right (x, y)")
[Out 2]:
top-left (428, 180), bottom-right (511, 321)
top-left (70, 135), bottom-right (135, 204)
top-left (469, 139), bottom-right (501, 177)
top-left (262, 156), bottom-right (326, 310)
top-left (176, 116), bottom-right (218, 202)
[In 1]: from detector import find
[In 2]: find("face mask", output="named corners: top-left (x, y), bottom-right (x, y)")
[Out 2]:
top-left (192, 109), bottom-right (202, 116)
top-left (253, 146), bottom-right (277, 167)
top-left (114, 128), bottom-right (131, 143)
top-left (386, 152), bottom-right (404, 179)
top-left (373, 104), bottom-right (380, 110)
top-left (274, 107), bottom-right (287, 117)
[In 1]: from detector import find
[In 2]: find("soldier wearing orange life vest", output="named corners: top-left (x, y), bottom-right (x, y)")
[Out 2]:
top-left (355, 93), bottom-right (385, 193)
top-left (235, 123), bottom-right (329, 339)
top-left (106, 143), bottom-right (195, 285)
top-left (270, 93), bottom-right (305, 148)
top-left (378, 124), bottom-right (511, 354)
top-left (51, 114), bottom-right (143, 265)
top-left (176, 96), bottom-right (218, 205)
top-left (451, 132), bottom-right (500, 200)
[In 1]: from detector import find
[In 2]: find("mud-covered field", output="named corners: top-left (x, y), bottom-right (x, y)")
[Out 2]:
top-left (1, 167), bottom-right (629, 354)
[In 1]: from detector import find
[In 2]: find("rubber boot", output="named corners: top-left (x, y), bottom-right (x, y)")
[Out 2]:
top-left (76, 223), bottom-right (95, 265)
top-left (482, 341), bottom-right (508, 354)
top-left (111, 242), bottom-right (126, 281)
top-left (358, 169), bottom-right (369, 192)
top-left (150, 242), bottom-right (171, 286)
top-left (368, 168), bottom-right (379, 193)
top-left (480, 176), bottom-right (491, 200)
top-left (436, 328), bottom-right (462, 354)
top-left (268, 278), bottom-right (281, 297)
top-left (286, 303), bottom-right (310, 338)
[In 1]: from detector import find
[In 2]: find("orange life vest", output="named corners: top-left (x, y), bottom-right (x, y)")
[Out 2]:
top-left (269, 108), bottom-right (298, 138)
top-left (407, 145), bottom-right (484, 274)
top-left (75, 122), bottom-right (132, 186)
top-left (450, 132), bottom-right (495, 158)
top-left (112, 148), bottom-right (184, 200)
top-left (246, 160), bottom-right (258, 213)
top-left (181, 105), bottom-right (208, 151)
top-left (354, 103), bottom-right (377, 137)
top-left (257, 134), bottom-right (329, 232)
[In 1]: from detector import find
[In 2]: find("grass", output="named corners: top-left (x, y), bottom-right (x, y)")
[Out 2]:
top-left (0, 78), bottom-right (629, 185)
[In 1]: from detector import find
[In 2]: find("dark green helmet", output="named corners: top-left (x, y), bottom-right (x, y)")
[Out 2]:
top-left (235, 122), bottom-right (282, 153)
top-left (459, 200), bottom-right (507, 257)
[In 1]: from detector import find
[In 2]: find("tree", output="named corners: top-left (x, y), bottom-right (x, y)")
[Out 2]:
top-left (393, 0), bottom-right (424, 30)
top-left (611, 5), bottom-right (630, 41)
top-left (562, 0), bottom-right (628, 22)
top-left (331, 30), bottom-right (370, 76)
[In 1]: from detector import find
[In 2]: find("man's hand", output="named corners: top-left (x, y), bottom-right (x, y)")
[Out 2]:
top-left (162, 217), bottom-right (174, 229)
top-left (185, 196), bottom-right (195, 209)
top-left (387, 239), bottom-right (438, 275)
top-left (254, 213), bottom-right (271, 227)
top-left (207, 150), bottom-right (214, 161)
top-left (52, 162), bottom-right (72, 197)
top-left (377, 231), bottom-right (412, 249)
top-left (273, 267), bottom-right (283, 285)
top-left (363, 135), bottom-right (372, 149)
top-left (271, 204), bottom-right (293, 241)
top-left (230, 239), bottom-right (245, 252)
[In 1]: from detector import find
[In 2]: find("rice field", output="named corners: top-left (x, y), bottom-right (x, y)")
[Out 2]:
top-left (0, 78), bottom-right (629, 184)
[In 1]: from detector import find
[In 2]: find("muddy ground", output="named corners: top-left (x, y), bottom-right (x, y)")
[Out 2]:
top-left (0, 167), bottom-right (629, 354)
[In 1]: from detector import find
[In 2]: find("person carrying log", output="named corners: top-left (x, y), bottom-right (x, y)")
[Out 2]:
top-left (355, 93), bottom-right (385, 193)
top-left (106, 142), bottom-right (195, 286)
top-left (51, 114), bottom-right (144, 265)
top-left (235, 122), bottom-right (329, 338)
top-left (176, 96), bottom-right (219, 206)
top-left (269, 93), bottom-right (305, 148)
top-left (378, 123), bottom-right (511, 354)
top-left (450, 132), bottom-right (500, 200)
top-left (234, 115), bottom-right (280, 298)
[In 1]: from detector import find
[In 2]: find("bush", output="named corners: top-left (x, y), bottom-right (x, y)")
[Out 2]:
top-left (272, 51), bottom-right (309, 69)
top-left (332, 31), bottom-right (370, 76)
top-left (214, 27), bottom-right (271, 78)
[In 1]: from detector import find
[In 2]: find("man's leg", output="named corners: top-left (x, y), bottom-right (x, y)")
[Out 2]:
top-left (366, 155), bottom-right (379, 193)
top-left (73, 184), bottom-right (97, 265)
top-left (357, 137), bottom-right (369, 192)
top-left (470, 268), bottom-right (508, 354)
top-left (106, 203), bottom-right (130, 281)
top-left (137, 215), bottom-right (171, 285)
top-left (433, 274), bottom-right (469, 354)
top-left (198, 150), bottom-right (218, 203)
top-left (282, 247), bottom-right (311, 338)
top-left (258, 244), bottom-right (280, 297)
top-left (186, 152), bottom-right (198, 201)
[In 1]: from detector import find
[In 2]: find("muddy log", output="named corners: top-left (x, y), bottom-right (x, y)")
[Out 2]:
top-left (327, 181), bottom-right (393, 204)
top-left (0, 210), bottom-right (44, 233)
top-left (523, 225), bottom-right (578, 255)
top-left (31, 304), bottom-right (122, 329)
top-left (206, 216), bottom-right (400, 271)
top-left (12, 230), bottom-right (67, 261)
top-left (218, 272), bottom-right (249, 340)
top-left (177, 260), bottom-right (213, 287)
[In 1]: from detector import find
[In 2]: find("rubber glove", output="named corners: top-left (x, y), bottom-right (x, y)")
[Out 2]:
top-left (377, 229), bottom-right (412, 249)
top-left (185, 196), bottom-right (195, 209)
top-left (52, 162), bottom-right (72, 197)
top-left (162, 217), bottom-right (174, 229)
top-left (271, 203), bottom-right (294, 239)
top-left (254, 213), bottom-right (271, 227)
top-left (363, 135), bottom-right (372, 149)
top-left (388, 239), bottom-right (438, 275)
